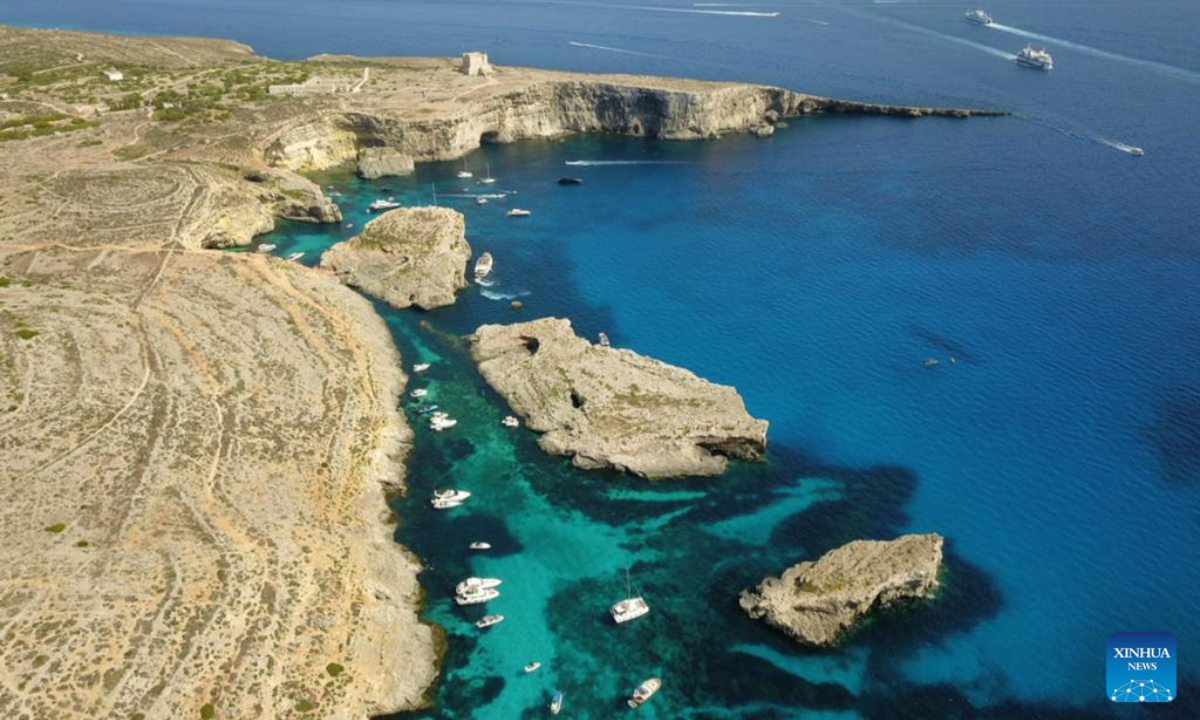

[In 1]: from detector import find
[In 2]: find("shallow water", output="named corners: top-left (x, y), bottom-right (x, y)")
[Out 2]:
top-left (8, 0), bottom-right (1200, 716)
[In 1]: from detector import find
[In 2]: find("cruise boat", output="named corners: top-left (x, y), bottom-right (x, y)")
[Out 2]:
top-left (256, 244), bottom-right (277, 253)
top-left (369, 198), bottom-right (401, 212)
top-left (431, 496), bottom-right (463, 510)
top-left (474, 252), bottom-right (494, 279)
top-left (413, 362), bottom-right (431, 373)
top-left (506, 208), bottom-right (532, 217)
top-left (1016, 45), bottom-right (1054, 70)
top-left (550, 691), bottom-right (564, 716)
top-left (456, 160), bottom-right (473, 179)
top-left (611, 569), bottom-right (650, 624)
top-left (476, 614), bottom-right (505, 629)
top-left (524, 662), bottom-right (541, 673)
top-left (469, 541), bottom-right (492, 551)
top-left (964, 8), bottom-right (993, 25)
top-left (456, 577), bottom-right (502, 596)
top-left (455, 588), bottom-right (499, 605)
top-left (433, 489), bottom-right (472, 503)
top-left (479, 164), bottom-right (497, 185)
top-left (628, 678), bottom-right (662, 708)
top-left (502, 416), bottom-right (520, 428)
top-left (286, 251), bottom-right (305, 261)
top-left (410, 388), bottom-right (428, 398)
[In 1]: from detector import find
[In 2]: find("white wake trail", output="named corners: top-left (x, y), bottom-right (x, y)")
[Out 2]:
top-left (568, 41), bottom-right (669, 59)
top-left (565, 160), bottom-right (694, 166)
top-left (988, 22), bottom-right (1200, 85)
top-left (627, 4), bottom-right (779, 17)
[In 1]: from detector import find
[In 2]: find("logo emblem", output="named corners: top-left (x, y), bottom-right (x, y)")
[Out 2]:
top-left (1108, 632), bottom-right (1175, 702)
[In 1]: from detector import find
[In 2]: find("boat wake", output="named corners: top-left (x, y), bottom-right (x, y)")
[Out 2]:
top-left (1095, 138), bottom-right (1146, 156)
top-left (627, 4), bottom-right (778, 17)
top-left (987, 23), bottom-right (1200, 85)
top-left (865, 13), bottom-right (1016, 60)
top-left (568, 41), bottom-right (669, 59)
top-left (1017, 112), bottom-right (1145, 157)
top-left (565, 160), bottom-right (693, 166)
top-left (481, 288), bottom-right (532, 301)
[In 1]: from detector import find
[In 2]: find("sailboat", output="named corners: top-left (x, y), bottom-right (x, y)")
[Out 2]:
top-left (457, 159), bottom-right (473, 179)
top-left (610, 568), bottom-right (650, 624)
top-left (479, 163), bottom-right (497, 185)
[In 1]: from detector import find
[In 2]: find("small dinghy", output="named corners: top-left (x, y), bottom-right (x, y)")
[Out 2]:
top-left (550, 691), bottom-right (564, 715)
top-left (413, 363), bottom-right (431, 373)
top-left (469, 541), bottom-right (492, 551)
top-left (524, 662), bottom-right (542, 673)
top-left (286, 251), bottom-right (305, 261)
top-left (414, 404), bottom-right (440, 415)
top-left (476, 614), bottom-right (505, 629)
top-left (628, 677), bottom-right (662, 708)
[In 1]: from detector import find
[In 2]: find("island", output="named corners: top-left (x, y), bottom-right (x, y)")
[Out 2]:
top-left (471, 317), bottom-right (768, 478)
top-left (320, 207), bottom-right (472, 310)
top-left (739, 534), bottom-right (945, 647)
top-left (0, 22), bottom-right (987, 717)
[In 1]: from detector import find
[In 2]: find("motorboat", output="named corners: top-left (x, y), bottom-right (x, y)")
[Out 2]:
top-left (923, 357), bottom-right (939, 368)
top-left (550, 691), bottom-right (564, 715)
top-left (1125, 146), bottom-right (1145, 156)
top-left (524, 662), bottom-right (542, 673)
top-left (628, 678), bottom-right (662, 708)
top-left (413, 363), bottom-right (431, 373)
top-left (456, 577), bottom-right (502, 596)
top-left (431, 497), bottom-right (463, 510)
top-left (557, 176), bottom-right (583, 185)
top-left (410, 388), bottom-right (428, 398)
top-left (414, 404), bottom-right (440, 415)
top-left (476, 614), bottom-right (505, 629)
top-left (256, 244), bottom-right (277, 253)
top-left (433, 489), bottom-right (471, 503)
top-left (369, 198), bottom-right (401, 212)
top-left (455, 588), bottom-right (499, 605)
top-left (286, 252), bottom-right (305, 261)
top-left (469, 541), bottom-right (492, 551)
top-left (1016, 45), bottom-right (1054, 70)
top-left (430, 416), bottom-right (458, 431)
top-left (477, 196), bottom-right (488, 205)
top-left (506, 208), bottom-right (532, 217)
top-left (611, 569), bottom-right (650, 624)
top-left (964, 8), bottom-right (993, 25)
top-left (502, 416), bottom-right (520, 428)
top-left (598, 332), bottom-right (610, 347)
top-left (480, 164), bottom-right (497, 185)
top-left (474, 252), bottom-right (494, 279)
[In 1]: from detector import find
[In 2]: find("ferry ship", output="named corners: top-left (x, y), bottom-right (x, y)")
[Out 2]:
top-left (964, 8), bottom-right (993, 25)
top-left (1016, 45), bottom-right (1054, 70)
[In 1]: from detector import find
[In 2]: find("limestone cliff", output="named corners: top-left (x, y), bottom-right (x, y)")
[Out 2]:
top-left (320, 207), bottom-right (472, 310)
top-left (470, 317), bottom-right (768, 478)
top-left (740, 534), bottom-right (944, 647)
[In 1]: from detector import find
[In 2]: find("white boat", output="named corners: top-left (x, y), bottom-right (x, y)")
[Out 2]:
top-left (477, 196), bottom-right (488, 205)
top-left (1016, 45), bottom-right (1054, 70)
top-left (286, 251), bottom-right (305, 261)
top-left (256, 244), bottom-right (277, 253)
top-left (413, 363), bottom-right (431, 373)
top-left (479, 164), bottom-right (497, 185)
top-left (506, 208), bottom-right (532, 217)
top-left (430, 416), bottom-right (458, 431)
top-left (598, 332), bottom-right (610, 347)
top-left (502, 416), bottom-right (520, 428)
top-left (611, 569), bottom-right (650, 624)
top-left (550, 691), bottom-right (564, 715)
top-left (628, 678), bottom-right (662, 708)
top-left (476, 614), bottom-right (505, 629)
top-left (474, 252), bottom-right (494, 279)
top-left (410, 388), bottom-right (428, 398)
top-left (457, 159), bottom-right (473, 179)
top-left (456, 577), bottom-right (503, 595)
top-left (524, 662), bottom-right (542, 673)
top-left (455, 588), bottom-right (499, 605)
top-left (432, 497), bottom-right (463, 510)
top-left (964, 8), bottom-right (993, 25)
top-left (469, 541), bottom-right (492, 551)
top-left (433, 489), bottom-right (472, 503)
top-left (369, 198), bottom-right (401, 212)
top-left (1125, 146), bottom-right (1145, 156)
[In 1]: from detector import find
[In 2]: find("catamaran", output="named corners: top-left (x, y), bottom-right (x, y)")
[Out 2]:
top-left (611, 569), bottom-right (650, 624)
top-left (628, 678), bottom-right (662, 708)
top-left (474, 252), bottom-right (494, 279)
top-left (1016, 45), bottom-right (1054, 70)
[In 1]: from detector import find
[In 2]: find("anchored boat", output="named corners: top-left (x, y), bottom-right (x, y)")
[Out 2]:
top-left (469, 541), bottom-right (492, 551)
top-left (476, 614), bottom-right (505, 629)
top-left (611, 569), bottom-right (650, 624)
top-left (502, 416), bottom-right (520, 428)
top-left (524, 661), bottom-right (542, 673)
top-left (455, 587), bottom-right (499, 605)
top-left (507, 208), bottom-right (532, 217)
top-left (550, 691), bottom-right (564, 715)
top-left (369, 198), bottom-right (401, 212)
top-left (628, 677), bottom-right (662, 708)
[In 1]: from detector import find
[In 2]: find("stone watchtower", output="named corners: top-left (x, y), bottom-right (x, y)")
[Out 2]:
top-left (460, 52), bottom-right (493, 77)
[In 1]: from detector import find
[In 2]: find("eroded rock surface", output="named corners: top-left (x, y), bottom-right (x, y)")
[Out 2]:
top-left (320, 207), bottom-right (471, 310)
top-left (357, 147), bottom-right (416, 179)
top-left (471, 317), bottom-right (767, 478)
top-left (740, 534), bottom-right (944, 647)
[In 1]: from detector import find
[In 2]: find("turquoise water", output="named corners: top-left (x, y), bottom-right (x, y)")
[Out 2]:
top-left (8, 0), bottom-right (1200, 716)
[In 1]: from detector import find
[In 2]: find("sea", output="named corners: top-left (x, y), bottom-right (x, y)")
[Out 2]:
top-left (6, 1), bottom-right (1198, 718)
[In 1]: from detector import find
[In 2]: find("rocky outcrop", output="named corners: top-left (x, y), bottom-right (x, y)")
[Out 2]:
top-left (320, 207), bottom-right (471, 310)
top-left (740, 534), bottom-right (944, 647)
top-left (357, 146), bottom-right (415, 179)
top-left (470, 317), bottom-right (768, 478)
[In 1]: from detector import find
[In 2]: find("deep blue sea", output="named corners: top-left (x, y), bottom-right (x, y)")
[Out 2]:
top-left (7, 1), bottom-right (1198, 717)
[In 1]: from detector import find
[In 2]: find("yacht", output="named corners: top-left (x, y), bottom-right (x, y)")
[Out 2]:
top-left (369, 198), bottom-right (401, 212)
top-left (611, 569), bottom-right (650, 624)
top-left (506, 208), bottom-right (532, 217)
top-left (430, 416), bottom-right (458, 431)
top-left (256, 244), bottom-right (277, 253)
top-left (413, 363), bottom-right (431, 373)
top-left (456, 577), bottom-right (503, 596)
top-left (628, 678), bottom-right (662, 708)
top-left (524, 662), bottom-right (542, 673)
top-left (455, 588), bottom-right (499, 605)
top-left (469, 541), bottom-right (492, 551)
top-left (964, 8), bottom-right (993, 25)
top-left (479, 164), bottom-right (497, 185)
top-left (550, 691), bottom-right (564, 716)
top-left (432, 496), bottom-right (464, 510)
top-left (1016, 45), bottom-right (1054, 70)
top-left (476, 614), bottom-right (505, 629)
top-left (474, 252), bottom-right (494, 279)
top-left (502, 416), bottom-right (520, 428)
top-left (433, 489), bottom-right (471, 503)
top-left (456, 160), bottom-right (473, 179)
top-left (286, 251), bottom-right (305, 261)
top-left (410, 388), bottom-right (428, 399)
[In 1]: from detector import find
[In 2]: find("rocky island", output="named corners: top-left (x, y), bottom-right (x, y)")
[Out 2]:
top-left (740, 534), bottom-right (945, 647)
top-left (471, 318), bottom-right (768, 478)
top-left (320, 207), bottom-right (472, 310)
